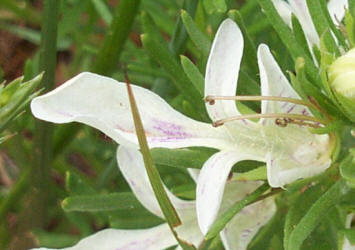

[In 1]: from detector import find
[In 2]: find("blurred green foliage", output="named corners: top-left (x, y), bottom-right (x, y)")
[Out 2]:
top-left (0, 0), bottom-right (354, 250)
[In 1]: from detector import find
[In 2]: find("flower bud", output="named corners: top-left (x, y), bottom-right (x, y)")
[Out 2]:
top-left (328, 48), bottom-right (355, 122)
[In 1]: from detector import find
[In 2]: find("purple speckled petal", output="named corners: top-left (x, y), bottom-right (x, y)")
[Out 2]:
top-left (219, 181), bottom-right (276, 250)
top-left (32, 225), bottom-right (177, 250)
top-left (117, 146), bottom-right (195, 218)
top-left (257, 44), bottom-right (311, 124)
top-left (31, 72), bottom-right (234, 150)
top-left (327, 0), bottom-right (347, 24)
top-left (196, 151), bottom-right (265, 234)
top-left (204, 19), bottom-right (243, 121)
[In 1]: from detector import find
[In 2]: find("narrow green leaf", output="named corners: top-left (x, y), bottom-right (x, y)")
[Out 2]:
top-left (92, 0), bottom-right (140, 75)
top-left (181, 10), bottom-right (211, 58)
top-left (345, 10), bottom-right (355, 47)
top-left (180, 55), bottom-right (205, 96)
top-left (169, 0), bottom-right (199, 56)
top-left (91, 0), bottom-right (112, 25)
top-left (141, 33), bottom-right (206, 118)
top-left (109, 206), bottom-right (164, 229)
top-left (126, 81), bottom-right (196, 249)
top-left (0, 74), bottom-right (43, 132)
top-left (287, 180), bottom-right (350, 250)
top-left (152, 147), bottom-right (215, 169)
top-left (205, 183), bottom-right (270, 240)
top-left (125, 81), bottom-right (180, 225)
top-left (32, 230), bottom-right (79, 249)
top-left (306, 0), bottom-right (340, 56)
top-left (141, 11), bottom-right (167, 46)
top-left (62, 192), bottom-right (141, 212)
top-left (232, 166), bottom-right (267, 181)
top-left (284, 182), bottom-right (327, 249)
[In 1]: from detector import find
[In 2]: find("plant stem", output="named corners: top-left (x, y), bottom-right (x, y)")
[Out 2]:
top-left (32, 0), bottom-right (58, 228)
top-left (92, 0), bottom-right (140, 76)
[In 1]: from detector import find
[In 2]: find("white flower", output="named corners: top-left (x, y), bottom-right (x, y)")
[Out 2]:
top-left (33, 146), bottom-right (276, 250)
top-left (271, 0), bottom-right (348, 47)
top-left (342, 214), bottom-right (355, 250)
top-left (31, 19), bottom-right (331, 235)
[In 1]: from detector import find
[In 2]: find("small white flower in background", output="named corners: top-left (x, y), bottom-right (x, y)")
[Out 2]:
top-left (33, 146), bottom-right (276, 250)
top-left (342, 214), bottom-right (355, 250)
top-left (31, 19), bottom-right (332, 238)
top-left (271, 0), bottom-right (348, 47)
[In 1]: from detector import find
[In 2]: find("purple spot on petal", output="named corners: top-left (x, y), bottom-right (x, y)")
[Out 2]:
top-left (150, 119), bottom-right (192, 142)
top-left (281, 102), bottom-right (288, 108)
top-left (301, 109), bottom-right (309, 115)
top-left (241, 119), bottom-right (248, 125)
top-left (286, 104), bottom-right (296, 113)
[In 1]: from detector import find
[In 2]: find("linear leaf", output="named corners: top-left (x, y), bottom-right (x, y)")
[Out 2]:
top-left (126, 81), bottom-right (196, 250)
top-left (287, 179), bottom-right (350, 250)
top-left (180, 55), bottom-right (205, 96)
top-left (62, 192), bottom-right (141, 212)
top-left (92, 0), bottom-right (140, 75)
top-left (181, 10), bottom-right (211, 58)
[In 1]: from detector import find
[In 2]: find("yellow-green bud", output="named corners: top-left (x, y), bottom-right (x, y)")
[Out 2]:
top-left (328, 48), bottom-right (355, 122)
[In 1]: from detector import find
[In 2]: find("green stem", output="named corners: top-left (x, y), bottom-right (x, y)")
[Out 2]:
top-left (32, 0), bottom-right (58, 227)
top-left (92, 0), bottom-right (140, 75)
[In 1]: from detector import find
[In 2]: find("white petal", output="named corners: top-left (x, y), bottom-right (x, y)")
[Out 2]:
top-left (343, 214), bottom-right (355, 250)
top-left (289, 0), bottom-right (319, 46)
top-left (257, 44), bottom-right (311, 123)
top-left (32, 225), bottom-right (176, 250)
top-left (220, 182), bottom-right (276, 250)
top-left (328, 0), bottom-right (348, 24)
top-left (271, 0), bottom-right (292, 26)
top-left (196, 151), bottom-right (264, 234)
top-left (175, 208), bottom-right (204, 248)
top-left (205, 19), bottom-right (243, 121)
top-left (187, 168), bottom-right (200, 183)
top-left (31, 72), bottom-right (233, 150)
top-left (265, 133), bottom-right (331, 188)
top-left (116, 146), bottom-right (195, 218)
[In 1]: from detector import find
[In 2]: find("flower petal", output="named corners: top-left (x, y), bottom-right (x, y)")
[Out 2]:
top-left (266, 151), bottom-right (331, 188)
top-left (328, 0), bottom-right (347, 24)
top-left (342, 214), bottom-right (355, 250)
top-left (117, 146), bottom-right (204, 247)
top-left (271, 0), bottom-right (292, 26)
top-left (32, 225), bottom-right (176, 250)
top-left (220, 182), bottom-right (276, 250)
top-left (116, 146), bottom-right (194, 218)
top-left (196, 151), bottom-right (264, 234)
top-left (257, 44), bottom-right (311, 120)
top-left (289, 0), bottom-right (319, 46)
top-left (31, 72), bottom-right (233, 150)
top-left (204, 19), bottom-right (243, 121)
